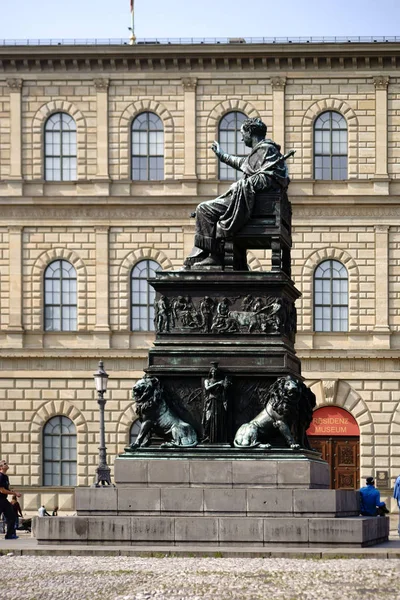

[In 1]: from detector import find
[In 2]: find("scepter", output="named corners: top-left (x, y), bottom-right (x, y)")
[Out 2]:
top-left (254, 148), bottom-right (296, 176)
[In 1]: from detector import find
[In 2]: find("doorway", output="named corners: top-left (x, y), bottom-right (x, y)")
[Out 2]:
top-left (310, 436), bottom-right (360, 490)
top-left (307, 406), bottom-right (360, 491)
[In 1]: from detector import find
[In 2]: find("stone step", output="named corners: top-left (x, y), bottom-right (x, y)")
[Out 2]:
top-left (35, 515), bottom-right (389, 548)
top-left (76, 486), bottom-right (360, 518)
top-left (114, 454), bottom-right (330, 489)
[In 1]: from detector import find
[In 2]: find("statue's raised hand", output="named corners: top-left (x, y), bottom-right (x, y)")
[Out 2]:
top-left (211, 140), bottom-right (221, 156)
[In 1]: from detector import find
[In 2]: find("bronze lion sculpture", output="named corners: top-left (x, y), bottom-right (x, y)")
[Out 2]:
top-left (130, 374), bottom-right (198, 449)
top-left (234, 375), bottom-right (316, 450)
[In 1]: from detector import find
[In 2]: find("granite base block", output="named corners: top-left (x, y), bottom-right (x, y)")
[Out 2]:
top-left (35, 515), bottom-right (389, 547)
top-left (114, 455), bottom-right (329, 489)
top-left (76, 486), bottom-right (359, 517)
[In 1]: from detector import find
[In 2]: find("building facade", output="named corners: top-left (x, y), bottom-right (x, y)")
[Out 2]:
top-left (0, 39), bottom-right (400, 512)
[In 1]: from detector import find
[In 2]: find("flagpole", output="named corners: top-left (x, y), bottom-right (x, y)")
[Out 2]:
top-left (129, 0), bottom-right (136, 45)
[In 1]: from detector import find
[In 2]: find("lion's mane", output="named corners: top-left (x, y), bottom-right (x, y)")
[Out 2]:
top-left (260, 377), bottom-right (300, 421)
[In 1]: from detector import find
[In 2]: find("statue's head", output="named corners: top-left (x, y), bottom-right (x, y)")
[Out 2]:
top-left (241, 117), bottom-right (267, 146)
top-left (209, 361), bottom-right (219, 379)
top-left (282, 375), bottom-right (298, 397)
top-left (133, 374), bottom-right (160, 402)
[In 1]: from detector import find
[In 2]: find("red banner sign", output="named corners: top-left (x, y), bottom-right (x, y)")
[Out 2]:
top-left (307, 406), bottom-right (359, 437)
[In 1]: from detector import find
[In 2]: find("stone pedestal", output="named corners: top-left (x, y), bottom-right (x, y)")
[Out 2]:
top-left (35, 453), bottom-right (389, 547)
top-left (148, 271), bottom-right (300, 443)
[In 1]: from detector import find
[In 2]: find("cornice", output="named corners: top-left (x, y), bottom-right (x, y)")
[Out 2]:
top-left (1, 202), bottom-right (400, 223)
top-left (0, 43), bottom-right (400, 73)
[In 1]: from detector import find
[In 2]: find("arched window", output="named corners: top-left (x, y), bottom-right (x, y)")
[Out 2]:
top-left (44, 260), bottom-right (77, 331)
top-left (314, 111), bottom-right (347, 180)
top-left (131, 259), bottom-right (161, 331)
top-left (45, 113), bottom-right (77, 181)
top-left (131, 112), bottom-right (164, 180)
top-left (43, 416), bottom-right (77, 486)
top-left (218, 111), bottom-right (250, 181)
top-left (314, 260), bottom-right (348, 332)
top-left (130, 420), bottom-right (142, 445)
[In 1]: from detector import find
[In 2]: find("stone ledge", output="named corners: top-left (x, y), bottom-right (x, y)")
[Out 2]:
top-left (35, 515), bottom-right (389, 547)
top-left (114, 454), bottom-right (329, 489)
top-left (76, 487), bottom-right (359, 517)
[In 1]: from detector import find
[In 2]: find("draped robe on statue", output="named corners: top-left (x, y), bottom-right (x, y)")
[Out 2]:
top-left (189, 139), bottom-right (290, 259)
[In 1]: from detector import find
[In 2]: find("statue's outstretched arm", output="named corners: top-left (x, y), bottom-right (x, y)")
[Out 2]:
top-left (211, 140), bottom-right (245, 172)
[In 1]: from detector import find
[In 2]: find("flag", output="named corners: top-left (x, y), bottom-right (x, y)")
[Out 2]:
top-left (130, 0), bottom-right (134, 12)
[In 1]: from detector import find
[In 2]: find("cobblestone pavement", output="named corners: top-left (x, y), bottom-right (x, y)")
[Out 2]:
top-left (2, 555), bottom-right (400, 600)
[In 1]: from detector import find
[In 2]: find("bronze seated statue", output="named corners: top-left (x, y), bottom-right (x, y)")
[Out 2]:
top-left (184, 117), bottom-right (294, 273)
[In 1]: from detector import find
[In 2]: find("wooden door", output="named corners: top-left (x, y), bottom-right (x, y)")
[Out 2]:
top-left (333, 438), bottom-right (359, 490)
top-left (310, 436), bottom-right (359, 490)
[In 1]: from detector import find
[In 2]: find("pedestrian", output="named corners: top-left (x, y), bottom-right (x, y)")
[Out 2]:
top-left (38, 505), bottom-right (50, 517)
top-left (11, 495), bottom-right (23, 530)
top-left (359, 476), bottom-right (389, 516)
top-left (0, 459), bottom-right (22, 540)
top-left (394, 473), bottom-right (400, 536)
top-left (52, 506), bottom-right (59, 517)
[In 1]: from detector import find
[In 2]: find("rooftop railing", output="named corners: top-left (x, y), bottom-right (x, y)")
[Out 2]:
top-left (0, 36), bottom-right (400, 46)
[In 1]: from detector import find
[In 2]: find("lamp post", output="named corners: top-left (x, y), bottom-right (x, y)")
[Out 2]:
top-left (93, 360), bottom-right (112, 487)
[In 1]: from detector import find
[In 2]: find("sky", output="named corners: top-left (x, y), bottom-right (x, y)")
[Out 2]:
top-left (0, 0), bottom-right (399, 41)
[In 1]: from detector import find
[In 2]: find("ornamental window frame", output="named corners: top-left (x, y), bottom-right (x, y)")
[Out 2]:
top-left (44, 112), bottom-right (77, 181)
top-left (313, 111), bottom-right (348, 181)
top-left (314, 259), bottom-right (349, 332)
top-left (44, 259), bottom-right (77, 332)
top-left (218, 111), bottom-right (250, 181)
top-left (130, 259), bottom-right (162, 332)
top-left (131, 112), bottom-right (164, 181)
top-left (43, 415), bottom-right (77, 487)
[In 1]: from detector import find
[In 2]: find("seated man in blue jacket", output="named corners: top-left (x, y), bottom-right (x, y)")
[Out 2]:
top-left (394, 473), bottom-right (400, 536)
top-left (359, 476), bottom-right (389, 516)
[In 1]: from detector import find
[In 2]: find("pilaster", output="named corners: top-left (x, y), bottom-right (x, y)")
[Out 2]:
top-left (182, 78), bottom-right (197, 180)
top-left (373, 76), bottom-right (389, 178)
top-left (271, 77), bottom-right (286, 152)
top-left (94, 226), bottom-right (111, 346)
top-left (7, 226), bottom-right (24, 346)
top-left (93, 78), bottom-right (110, 180)
top-left (373, 225), bottom-right (391, 344)
top-left (6, 78), bottom-right (23, 181)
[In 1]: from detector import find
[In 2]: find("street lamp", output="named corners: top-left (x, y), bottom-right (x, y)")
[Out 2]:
top-left (93, 360), bottom-right (112, 487)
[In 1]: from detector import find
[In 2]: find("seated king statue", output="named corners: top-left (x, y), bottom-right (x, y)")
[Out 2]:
top-left (184, 117), bottom-right (292, 270)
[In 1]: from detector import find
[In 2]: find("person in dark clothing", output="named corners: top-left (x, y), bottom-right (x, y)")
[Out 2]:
top-left (359, 476), bottom-right (389, 516)
top-left (11, 495), bottom-right (23, 530)
top-left (0, 459), bottom-right (22, 540)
